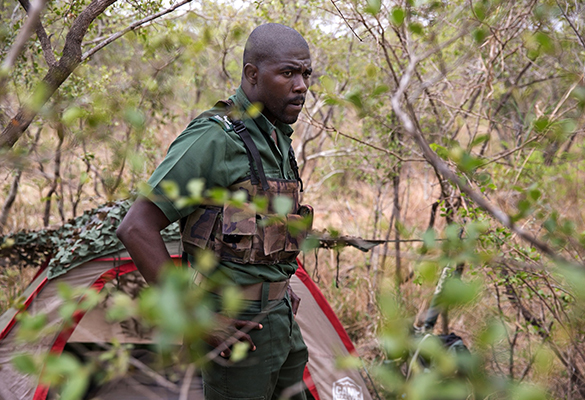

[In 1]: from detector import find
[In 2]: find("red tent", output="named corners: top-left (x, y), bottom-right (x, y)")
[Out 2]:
top-left (0, 239), bottom-right (373, 400)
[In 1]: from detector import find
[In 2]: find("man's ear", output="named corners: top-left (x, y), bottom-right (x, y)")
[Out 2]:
top-left (243, 63), bottom-right (259, 85)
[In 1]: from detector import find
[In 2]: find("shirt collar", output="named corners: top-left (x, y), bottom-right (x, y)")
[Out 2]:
top-left (234, 86), bottom-right (294, 138)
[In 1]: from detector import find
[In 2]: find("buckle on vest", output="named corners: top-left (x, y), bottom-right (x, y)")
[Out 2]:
top-left (233, 120), bottom-right (247, 134)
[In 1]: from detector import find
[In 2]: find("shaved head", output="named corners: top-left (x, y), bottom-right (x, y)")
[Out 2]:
top-left (241, 23), bottom-right (311, 124)
top-left (243, 23), bottom-right (309, 67)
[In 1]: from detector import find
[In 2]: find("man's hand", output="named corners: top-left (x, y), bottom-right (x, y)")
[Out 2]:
top-left (206, 314), bottom-right (263, 358)
top-left (288, 285), bottom-right (301, 316)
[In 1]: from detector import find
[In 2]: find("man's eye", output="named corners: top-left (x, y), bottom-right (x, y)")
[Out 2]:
top-left (303, 71), bottom-right (311, 79)
top-left (283, 71), bottom-right (293, 77)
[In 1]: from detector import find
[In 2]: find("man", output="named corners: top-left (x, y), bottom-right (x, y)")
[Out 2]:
top-left (117, 23), bottom-right (312, 400)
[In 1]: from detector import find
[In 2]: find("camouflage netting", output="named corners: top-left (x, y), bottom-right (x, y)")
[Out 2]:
top-left (0, 200), bottom-right (180, 279)
top-left (0, 198), bottom-right (386, 281)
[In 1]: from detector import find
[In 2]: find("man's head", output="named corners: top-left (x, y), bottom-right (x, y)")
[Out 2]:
top-left (241, 23), bottom-right (312, 125)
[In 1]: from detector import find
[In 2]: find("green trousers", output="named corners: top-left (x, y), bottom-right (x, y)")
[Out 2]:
top-left (202, 289), bottom-right (308, 400)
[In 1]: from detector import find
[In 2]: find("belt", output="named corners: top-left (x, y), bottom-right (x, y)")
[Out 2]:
top-left (193, 273), bottom-right (289, 301)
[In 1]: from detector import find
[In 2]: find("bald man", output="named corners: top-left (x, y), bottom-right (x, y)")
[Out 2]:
top-left (117, 24), bottom-right (312, 399)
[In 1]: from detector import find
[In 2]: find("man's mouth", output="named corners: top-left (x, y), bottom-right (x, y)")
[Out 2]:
top-left (288, 97), bottom-right (305, 109)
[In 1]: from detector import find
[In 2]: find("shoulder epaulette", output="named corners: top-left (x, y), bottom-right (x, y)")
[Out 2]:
top-left (209, 114), bottom-right (234, 132)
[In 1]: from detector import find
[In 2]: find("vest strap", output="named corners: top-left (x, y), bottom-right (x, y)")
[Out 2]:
top-left (232, 119), bottom-right (270, 191)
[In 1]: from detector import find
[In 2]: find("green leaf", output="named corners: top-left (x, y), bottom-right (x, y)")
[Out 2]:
top-left (533, 117), bottom-right (551, 133)
top-left (472, 28), bottom-right (488, 44)
top-left (59, 302), bottom-right (78, 321)
top-left (335, 354), bottom-right (362, 369)
top-left (246, 102), bottom-right (263, 118)
top-left (193, 249), bottom-right (217, 273)
top-left (57, 282), bottom-right (74, 300)
top-left (60, 368), bottom-right (90, 400)
top-left (390, 8), bottom-right (405, 26)
top-left (345, 89), bottom-right (364, 111)
top-left (511, 384), bottom-right (547, 400)
top-left (439, 278), bottom-right (481, 306)
top-left (543, 216), bottom-right (557, 233)
top-left (457, 152), bottom-right (483, 173)
top-left (422, 229), bottom-right (437, 249)
top-left (470, 134), bottom-right (490, 148)
top-left (429, 143), bottom-right (449, 160)
top-left (535, 31), bottom-right (554, 53)
top-left (366, 64), bottom-right (377, 79)
top-left (273, 196), bottom-right (293, 216)
top-left (301, 235), bottom-right (320, 252)
top-left (28, 82), bottom-right (50, 112)
top-left (528, 188), bottom-right (541, 202)
top-left (12, 353), bottom-right (38, 374)
top-left (408, 22), bottom-right (424, 35)
top-left (417, 261), bottom-right (438, 284)
top-left (106, 293), bottom-right (136, 322)
top-left (230, 341), bottom-right (250, 363)
top-left (365, 0), bottom-right (381, 15)
top-left (62, 106), bottom-right (84, 125)
top-left (372, 84), bottom-right (389, 96)
top-left (473, 3), bottom-right (486, 21)
top-left (187, 178), bottom-right (205, 200)
top-left (571, 86), bottom-right (585, 110)
top-left (221, 285), bottom-right (244, 317)
top-left (320, 75), bottom-right (336, 93)
top-left (478, 320), bottom-right (506, 346)
top-left (533, 4), bottom-right (551, 22)
top-left (124, 108), bottom-right (146, 130)
top-left (160, 180), bottom-right (180, 200)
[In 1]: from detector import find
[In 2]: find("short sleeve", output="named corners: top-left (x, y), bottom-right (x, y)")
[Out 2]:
top-left (146, 119), bottom-right (241, 222)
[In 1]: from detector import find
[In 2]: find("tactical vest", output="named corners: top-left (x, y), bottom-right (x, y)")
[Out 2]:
top-left (181, 104), bottom-right (313, 265)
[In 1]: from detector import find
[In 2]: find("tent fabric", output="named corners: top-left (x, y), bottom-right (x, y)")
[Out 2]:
top-left (0, 242), bottom-right (371, 400)
top-left (292, 265), bottom-right (372, 400)
top-left (0, 258), bottom-right (129, 400)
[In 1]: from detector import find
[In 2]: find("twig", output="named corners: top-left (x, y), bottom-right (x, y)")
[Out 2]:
top-left (304, 115), bottom-right (423, 162)
top-left (18, 0), bottom-right (56, 67)
top-left (478, 135), bottom-right (540, 168)
top-left (329, 0), bottom-right (362, 41)
top-left (70, 323), bottom-right (180, 392)
top-left (0, 0), bottom-right (46, 74)
top-left (179, 363), bottom-right (196, 400)
top-left (389, 45), bottom-right (583, 270)
top-left (81, 0), bottom-right (194, 61)
top-left (555, 0), bottom-right (585, 51)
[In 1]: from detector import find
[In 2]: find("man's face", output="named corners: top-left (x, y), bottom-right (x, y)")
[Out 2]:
top-left (254, 46), bottom-right (312, 125)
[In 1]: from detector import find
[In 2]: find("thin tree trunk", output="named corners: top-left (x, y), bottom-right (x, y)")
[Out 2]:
top-left (0, 126), bottom-right (42, 233)
top-left (0, 170), bottom-right (23, 234)
top-left (392, 169), bottom-right (402, 288)
top-left (43, 126), bottom-right (64, 227)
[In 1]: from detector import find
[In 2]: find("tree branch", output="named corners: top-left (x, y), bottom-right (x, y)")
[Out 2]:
top-left (18, 0), bottom-right (56, 67)
top-left (555, 0), bottom-right (585, 51)
top-left (390, 51), bottom-right (582, 270)
top-left (0, 0), bottom-right (46, 75)
top-left (0, 0), bottom-right (118, 151)
top-left (81, 0), bottom-right (194, 61)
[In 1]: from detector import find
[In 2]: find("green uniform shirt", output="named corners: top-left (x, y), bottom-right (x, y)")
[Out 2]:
top-left (148, 87), bottom-right (299, 285)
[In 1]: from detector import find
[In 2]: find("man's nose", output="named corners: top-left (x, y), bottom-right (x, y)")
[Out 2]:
top-left (292, 74), bottom-right (308, 93)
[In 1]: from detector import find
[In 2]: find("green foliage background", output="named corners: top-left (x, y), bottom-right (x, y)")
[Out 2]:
top-left (2, 0), bottom-right (585, 398)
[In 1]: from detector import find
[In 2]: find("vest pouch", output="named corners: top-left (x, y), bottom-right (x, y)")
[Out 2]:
top-left (284, 214), bottom-right (306, 252)
top-left (181, 207), bottom-right (220, 256)
top-left (218, 202), bottom-right (256, 263)
top-left (285, 205), bottom-right (313, 252)
top-left (261, 215), bottom-right (286, 256)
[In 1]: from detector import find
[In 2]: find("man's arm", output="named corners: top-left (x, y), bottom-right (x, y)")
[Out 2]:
top-left (116, 197), bottom-right (172, 284)
top-left (116, 197), bottom-right (262, 356)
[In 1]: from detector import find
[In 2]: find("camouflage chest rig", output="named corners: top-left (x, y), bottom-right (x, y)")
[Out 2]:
top-left (181, 100), bottom-right (313, 265)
